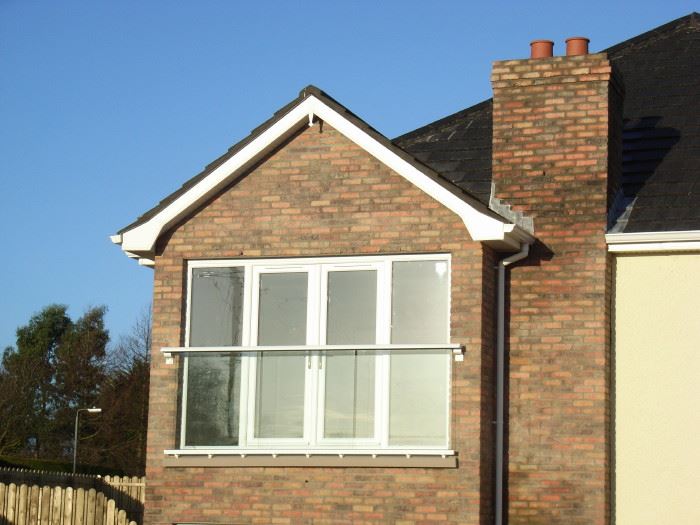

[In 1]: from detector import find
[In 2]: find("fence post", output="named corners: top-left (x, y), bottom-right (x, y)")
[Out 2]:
top-left (0, 472), bottom-right (145, 525)
top-left (29, 484), bottom-right (40, 525)
top-left (17, 483), bottom-right (28, 525)
top-left (106, 498), bottom-right (115, 525)
top-left (51, 486), bottom-right (63, 525)
top-left (86, 488), bottom-right (97, 525)
top-left (40, 485), bottom-right (52, 525)
top-left (63, 487), bottom-right (74, 525)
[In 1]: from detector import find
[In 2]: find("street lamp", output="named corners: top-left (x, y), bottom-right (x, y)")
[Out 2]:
top-left (73, 407), bottom-right (102, 474)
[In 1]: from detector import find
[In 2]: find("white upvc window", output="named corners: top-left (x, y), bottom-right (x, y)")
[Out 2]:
top-left (178, 254), bottom-right (453, 454)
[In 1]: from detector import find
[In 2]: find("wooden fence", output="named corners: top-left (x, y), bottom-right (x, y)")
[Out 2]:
top-left (0, 470), bottom-right (145, 525)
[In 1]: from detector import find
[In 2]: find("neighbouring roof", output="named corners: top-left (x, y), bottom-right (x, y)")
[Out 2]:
top-left (395, 12), bottom-right (700, 233)
top-left (393, 99), bottom-right (494, 204)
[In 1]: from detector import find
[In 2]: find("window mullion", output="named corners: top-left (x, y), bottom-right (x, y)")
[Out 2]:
top-left (315, 265), bottom-right (330, 445)
top-left (245, 266), bottom-right (262, 446)
top-left (377, 260), bottom-right (392, 448)
top-left (180, 264), bottom-right (195, 449)
top-left (304, 266), bottom-right (321, 447)
top-left (238, 263), bottom-right (253, 448)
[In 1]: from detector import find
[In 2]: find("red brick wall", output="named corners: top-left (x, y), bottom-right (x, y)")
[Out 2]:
top-left (491, 54), bottom-right (622, 524)
top-left (147, 123), bottom-right (496, 524)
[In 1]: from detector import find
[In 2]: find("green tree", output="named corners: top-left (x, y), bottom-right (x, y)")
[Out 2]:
top-left (0, 305), bottom-right (71, 456)
top-left (0, 304), bottom-right (150, 475)
top-left (0, 305), bottom-right (109, 459)
top-left (53, 306), bottom-right (109, 463)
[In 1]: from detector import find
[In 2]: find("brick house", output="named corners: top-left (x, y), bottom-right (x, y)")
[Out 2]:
top-left (112, 13), bottom-right (700, 525)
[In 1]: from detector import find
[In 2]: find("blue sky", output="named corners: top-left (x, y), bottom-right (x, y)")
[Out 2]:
top-left (0, 0), bottom-right (695, 350)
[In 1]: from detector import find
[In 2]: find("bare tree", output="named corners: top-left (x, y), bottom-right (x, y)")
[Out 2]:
top-left (108, 306), bottom-right (151, 373)
top-left (91, 306), bottom-right (151, 474)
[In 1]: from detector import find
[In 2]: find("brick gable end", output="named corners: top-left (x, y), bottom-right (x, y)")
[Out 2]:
top-left (147, 123), bottom-right (498, 524)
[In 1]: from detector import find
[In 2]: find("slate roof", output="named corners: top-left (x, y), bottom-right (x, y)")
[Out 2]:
top-left (395, 13), bottom-right (700, 233)
top-left (608, 13), bottom-right (700, 232)
top-left (393, 100), bottom-right (494, 204)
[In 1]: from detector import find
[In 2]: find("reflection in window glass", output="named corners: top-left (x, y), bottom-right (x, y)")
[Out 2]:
top-left (390, 261), bottom-right (449, 446)
top-left (389, 351), bottom-right (448, 446)
top-left (391, 260), bottom-right (448, 344)
top-left (255, 273), bottom-right (308, 438)
top-left (182, 257), bottom-right (451, 450)
top-left (190, 267), bottom-right (244, 346)
top-left (258, 273), bottom-right (307, 346)
top-left (324, 351), bottom-right (375, 438)
top-left (255, 352), bottom-right (305, 438)
top-left (184, 355), bottom-right (241, 446)
top-left (324, 270), bottom-right (377, 438)
top-left (326, 270), bottom-right (377, 345)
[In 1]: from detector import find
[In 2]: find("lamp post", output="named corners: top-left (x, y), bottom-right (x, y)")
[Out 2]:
top-left (73, 407), bottom-right (102, 474)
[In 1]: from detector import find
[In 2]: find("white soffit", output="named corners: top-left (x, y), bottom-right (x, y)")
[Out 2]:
top-left (606, 230), bottom-right (700, 253)
top-left (113, 95), bottom-right (532, 264)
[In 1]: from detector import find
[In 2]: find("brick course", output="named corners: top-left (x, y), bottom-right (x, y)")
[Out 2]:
top-left (491, 53), bottom-right (622, 525)
top-left (147, 124), bottom-right (496, 524)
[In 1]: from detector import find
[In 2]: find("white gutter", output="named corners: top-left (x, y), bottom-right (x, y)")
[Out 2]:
top-left (495, 243), bottom-right (530, 525)
top-left (606, 230), bottom-right (700, 253)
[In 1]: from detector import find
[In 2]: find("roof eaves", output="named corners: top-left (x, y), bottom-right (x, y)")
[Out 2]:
top-left (117, 86), bottom-right (510, 237)
top-left (115, 85), bottom-right (535, 260)
top-left (116, 88), bottom-right (316, 235)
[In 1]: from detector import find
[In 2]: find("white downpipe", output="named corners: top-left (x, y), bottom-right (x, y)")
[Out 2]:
top-left (496, 243), bottom-right (529, 525)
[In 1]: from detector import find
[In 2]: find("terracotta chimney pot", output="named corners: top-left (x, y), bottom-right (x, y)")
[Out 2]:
top-left (530, 40), bottom-right (554, 59)
top-left (566, 37), bottom-right (590, 56)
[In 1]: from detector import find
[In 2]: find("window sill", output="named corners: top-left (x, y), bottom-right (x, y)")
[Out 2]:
top-left (163, 449), bottom-right (457, 468)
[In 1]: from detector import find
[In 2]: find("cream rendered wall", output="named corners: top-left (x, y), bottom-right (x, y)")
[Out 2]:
top-left (615, 253), bottom-right (700, 525)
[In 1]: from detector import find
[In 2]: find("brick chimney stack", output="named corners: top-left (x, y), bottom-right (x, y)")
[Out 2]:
top-left (491, 48), bottom-right (623, 523)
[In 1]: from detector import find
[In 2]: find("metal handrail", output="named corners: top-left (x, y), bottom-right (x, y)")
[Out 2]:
top-left (161, 344), bottom-right (464, 363)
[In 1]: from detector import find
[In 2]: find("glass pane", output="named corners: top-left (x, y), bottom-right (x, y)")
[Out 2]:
top-left (326, 270), bottom-right (377, 344)
top-left (324, 270), bottom-right (377, 439)
top-left (391, 260), bottom-right (449, 344)
top-left (255, 273), bottom-right (308, 438)
top-left (254, 352), bottom-right (305, 438)
top-left (189, 267), bottom-right (244, 346)
top-left (184, 355), bottom-right (241, 446)
top-left (389, 351), bottom-right (448, 446)
top-left (324, 351), bottom-right (375, 438)
top-left (257, 272), bottom-right (307, 345)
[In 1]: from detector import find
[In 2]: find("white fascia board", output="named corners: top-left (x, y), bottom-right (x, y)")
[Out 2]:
top-left (307, 97), bottom-right (529, 249)
top-left (119, 101), bottom-right (315, 255)
top-left (606, 230), bottom-right (700, 253)
top-left (116, 95), bottom-right (529, 259)
top-left (608, 241), bottom-right (700, 253)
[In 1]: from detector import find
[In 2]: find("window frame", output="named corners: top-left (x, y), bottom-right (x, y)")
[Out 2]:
top-left (179, 254), bottom-right (453, 454)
